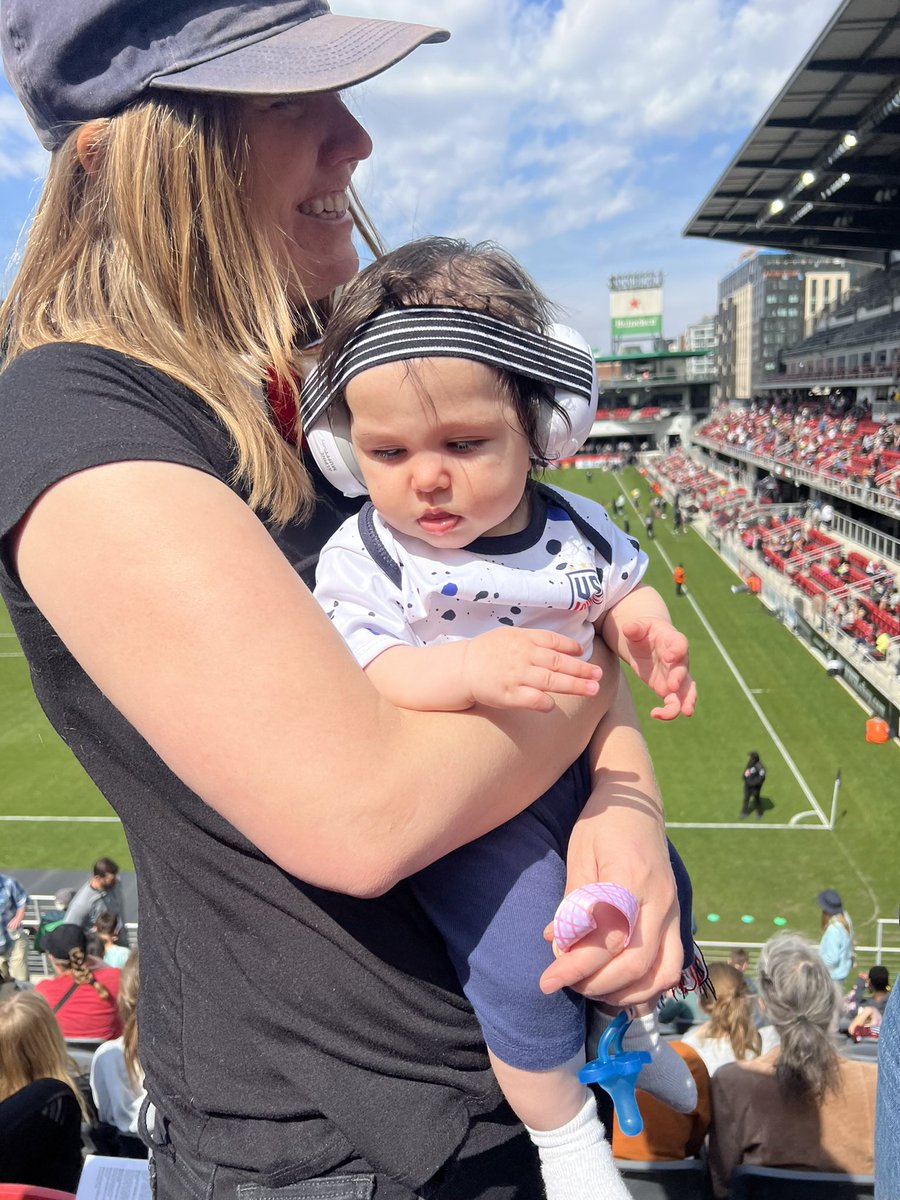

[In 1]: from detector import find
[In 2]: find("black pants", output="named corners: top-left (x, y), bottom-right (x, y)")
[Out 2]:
top-left (742, 784), bottom-right (762, 816)
top-left (143, 1099), bottom-right (567, 1200)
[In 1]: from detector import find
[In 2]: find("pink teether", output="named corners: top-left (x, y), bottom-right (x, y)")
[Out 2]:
top-left (553, 883), bottom-right (640, 952)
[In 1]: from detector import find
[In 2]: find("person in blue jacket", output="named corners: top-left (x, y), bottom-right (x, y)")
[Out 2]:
top-left (817, 888), bottom-right (854, 986)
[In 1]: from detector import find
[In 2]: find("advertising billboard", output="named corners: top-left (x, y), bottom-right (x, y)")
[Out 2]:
top-left (610, 288), bottom-right (663, 338)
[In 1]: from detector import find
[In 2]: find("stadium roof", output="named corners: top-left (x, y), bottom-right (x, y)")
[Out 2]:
top-left (684, 0), bottom-right (900, 266)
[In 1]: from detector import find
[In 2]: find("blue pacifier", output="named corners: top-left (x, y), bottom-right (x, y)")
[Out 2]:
top-left (578, 1010), bottom-right (649, 1136)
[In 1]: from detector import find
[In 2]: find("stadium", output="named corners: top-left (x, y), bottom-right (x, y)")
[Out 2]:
top-left (0, 0), bottom-right (898, 1196)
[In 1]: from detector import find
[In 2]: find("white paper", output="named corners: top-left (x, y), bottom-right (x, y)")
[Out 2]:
top-left (76, 1156), bottom-right (152, 1200)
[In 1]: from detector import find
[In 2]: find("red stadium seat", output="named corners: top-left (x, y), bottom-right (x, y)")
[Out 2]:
top-left (0, 1188), bottom-right (78, 1199)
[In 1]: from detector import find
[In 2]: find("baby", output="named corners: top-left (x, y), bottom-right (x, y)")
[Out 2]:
top-left (305, 237), bottom-right (699, 1200)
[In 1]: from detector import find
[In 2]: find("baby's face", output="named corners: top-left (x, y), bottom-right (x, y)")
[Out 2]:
top-left (347, 357), bottom-right (532, 548)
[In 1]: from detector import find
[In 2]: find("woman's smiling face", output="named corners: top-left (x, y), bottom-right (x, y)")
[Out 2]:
top-left (239, 91), bottom-right (373, 302)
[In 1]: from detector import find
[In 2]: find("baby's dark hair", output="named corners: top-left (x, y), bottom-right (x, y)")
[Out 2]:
top-left (318, 237), bottom-right (570, 465)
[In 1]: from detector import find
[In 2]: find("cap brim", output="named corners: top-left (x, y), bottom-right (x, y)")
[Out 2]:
top-left (150, 12), bottom-right (449, 97)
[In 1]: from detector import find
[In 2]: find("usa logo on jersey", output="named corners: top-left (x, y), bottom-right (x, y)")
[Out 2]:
top-left (567, 569), bottom-right (603, 611)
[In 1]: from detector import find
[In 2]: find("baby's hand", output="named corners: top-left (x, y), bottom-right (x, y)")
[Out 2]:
top-left (619, 618), bottom-right (696, 720)
top-left (462, 627), bottom-right (602, 712)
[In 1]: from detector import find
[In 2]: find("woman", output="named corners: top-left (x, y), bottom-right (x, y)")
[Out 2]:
top-left (818, 888), bottom-right (855, 985)
top-left (0, 990), bottom-right (86, 1192)
top-left (94, 912), bottom-right (131, 969)
top-left (90, 950), bottom-right (147, 1158)
top-left (708, 934), bottom-right (877, 1197)
top-left (34, 924), bottom-right (122, 1041)
top-left (682, 962), bottom-right (779, 1075)
top-left (0, 3), bottom-right (684, 1195)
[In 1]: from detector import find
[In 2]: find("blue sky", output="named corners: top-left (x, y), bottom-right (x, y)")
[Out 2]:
top-left (0, 0), bottom-right (840, 350)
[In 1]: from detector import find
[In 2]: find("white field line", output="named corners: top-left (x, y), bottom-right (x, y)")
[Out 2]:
top-left (621, 484), bottom-right (828, 827)
top-left (0, 815), bottom-right (120, 823)
top-left (666, 820), bottom-right (828, 830)
top-left (619, 477), bottom-right (882, 931)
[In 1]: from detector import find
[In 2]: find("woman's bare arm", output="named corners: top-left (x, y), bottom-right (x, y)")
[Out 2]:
top-left (539, 670), bottom-right (684, 1004)
top-left (14, 460), bottom-right (618, 897)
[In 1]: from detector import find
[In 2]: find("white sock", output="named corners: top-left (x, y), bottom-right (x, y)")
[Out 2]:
top-left (621, 1009), bottom-right (697, 1114)
top-left (525, 1091), bottom-right (633, 1200)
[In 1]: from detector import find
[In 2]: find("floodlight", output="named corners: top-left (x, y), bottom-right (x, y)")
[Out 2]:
top-left (769, 198), bottom-right (785, 215)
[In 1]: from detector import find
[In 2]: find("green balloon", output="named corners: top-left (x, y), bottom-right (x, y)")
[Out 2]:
top-left (707, 913), bottom-right (720, 922)
top-left (741, 914), bottom-right (755, 924)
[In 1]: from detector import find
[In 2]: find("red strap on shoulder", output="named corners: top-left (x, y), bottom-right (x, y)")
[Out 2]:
top-left (265, 369), bottom-right (301, 445)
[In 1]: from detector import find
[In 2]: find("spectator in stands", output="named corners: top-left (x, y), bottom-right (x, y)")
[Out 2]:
top-left (0, 989), bottom-right (86, 1192)
top-left (612, 1041), bottom-right (710, 1163)
top-left (0, 7), bottom-right (688, 1195)
top-left (846, 965), bottom-right (890, 1040)
top-left (93, 911), bottom-right (130, 969)
top-left (65, 857), bottom-right (129, 946)
top-left (683, 962), bottom-right (778, 1075)
top-left (0, 874), bottom-right (29, 984)
top-left (90, 948), bottom-right (147, 1158)
top-left (708, 933), bottom-right (877, 1196)
top-left (34, 924), bottom-right (121, 1040)
top-left (817, 889), bottom-right (855, 986)
top-left (727, 947), bottom-right (756, 990)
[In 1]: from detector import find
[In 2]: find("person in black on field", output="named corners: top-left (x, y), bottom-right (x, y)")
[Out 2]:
top-left (740, 751), bottom-right (766, 820)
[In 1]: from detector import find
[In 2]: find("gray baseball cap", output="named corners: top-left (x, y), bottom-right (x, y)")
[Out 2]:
top-left (1, 0), bottom-right (449, 151)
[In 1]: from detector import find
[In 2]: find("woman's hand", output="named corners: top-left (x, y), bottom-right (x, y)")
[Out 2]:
top-left (538, 671), bottom-right (685, 1005)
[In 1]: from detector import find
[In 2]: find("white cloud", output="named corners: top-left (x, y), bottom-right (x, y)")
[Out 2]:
top-left (0, 95), bottom-right (47, 179)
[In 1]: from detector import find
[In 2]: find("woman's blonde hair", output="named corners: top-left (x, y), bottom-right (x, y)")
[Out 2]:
top-left (0, 92), bottom-right (381, 525)
top-left (116, 948), bottom-right (142, 1090)
top-left (0, 990), bottom-right (88, 1117)
top-left (699, 962), bottom-right (761, 1062)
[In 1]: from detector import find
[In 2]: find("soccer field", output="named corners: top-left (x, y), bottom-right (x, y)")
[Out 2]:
top-left (549, 465), bottom-right (898, 957)
top-left (2, 465), bottom-right (897, 959)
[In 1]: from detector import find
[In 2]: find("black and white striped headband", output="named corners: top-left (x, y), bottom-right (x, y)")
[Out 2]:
top-left (300, 306), bottom-right (597, 430)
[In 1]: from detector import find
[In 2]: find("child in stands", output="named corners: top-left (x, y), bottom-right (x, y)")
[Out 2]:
top-left (305, 237), bottom-right (701, 1200)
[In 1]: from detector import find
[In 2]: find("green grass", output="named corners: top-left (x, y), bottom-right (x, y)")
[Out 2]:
top-left (0, 603), bottom-right (131, 868)
top-left (548, 465), bottom-right (898, 955)
top-left (2, 468), bottom-right (897, 965)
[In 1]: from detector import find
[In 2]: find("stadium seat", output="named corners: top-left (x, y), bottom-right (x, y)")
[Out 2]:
top-left (0, 1188), bottom-right (77, 1199)
top-left (614, 1158), bottom-right (711, 1198)
top-left (729, 1164), bottom-right (874, 1198)
top-left (844, 1039), bottom-right (880, 1060)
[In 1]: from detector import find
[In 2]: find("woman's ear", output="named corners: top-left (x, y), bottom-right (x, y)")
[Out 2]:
top-left (75, 120), bottom-right (107, 174)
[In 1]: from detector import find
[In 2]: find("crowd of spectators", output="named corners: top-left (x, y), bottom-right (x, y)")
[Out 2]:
top-left (695, 399), bottom-right (900, 506)
top-left (1, 869), bottom-right (885, 1195)
top-left (652, 447), bottom-right (900, 678)
top-left (0, 860), bottom-right (138, 1193)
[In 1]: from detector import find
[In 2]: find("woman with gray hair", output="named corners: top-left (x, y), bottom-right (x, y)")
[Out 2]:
top-left (708, 932), bottom-right (876, 1198)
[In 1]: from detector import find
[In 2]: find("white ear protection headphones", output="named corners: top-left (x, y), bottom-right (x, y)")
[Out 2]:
top-left (301, 308), bottom-right (598, 499)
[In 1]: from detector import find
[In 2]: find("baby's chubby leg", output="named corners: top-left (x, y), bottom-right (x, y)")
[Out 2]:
top-left (489, 1051), bottom-right (633, 1200)
top-left (587, 1002), bottom-right (697, 1114)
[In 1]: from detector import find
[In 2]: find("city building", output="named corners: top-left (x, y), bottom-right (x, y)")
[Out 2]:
top-left (681, 315), bottom-right (716, 380)
top-left (715, 249), bottom-right (862, 402)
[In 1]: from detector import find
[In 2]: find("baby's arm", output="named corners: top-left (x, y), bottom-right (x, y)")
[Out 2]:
top-left (598, 583), bottom-right (696, 720)
top-left (365, 628), bottom-right (602, 713)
